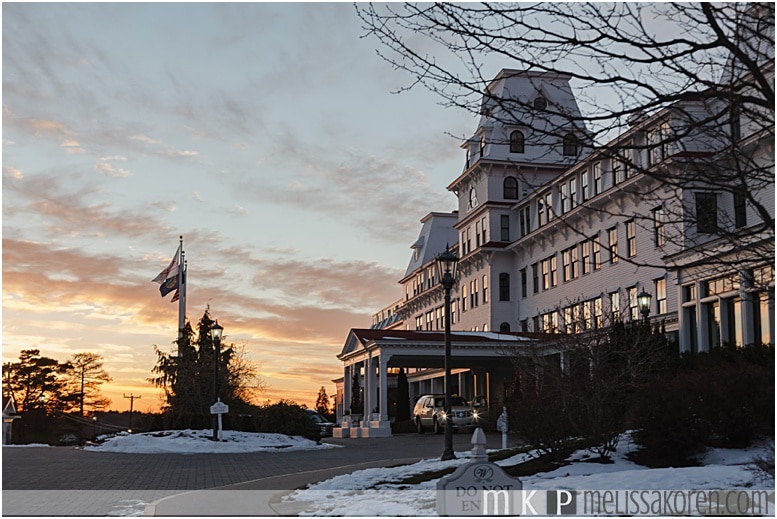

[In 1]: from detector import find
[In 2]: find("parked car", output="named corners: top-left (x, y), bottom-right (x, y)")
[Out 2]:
top-left (306, 409), bottom-right (334, 438)
top-left (412, 394), bottom-right (477, 434)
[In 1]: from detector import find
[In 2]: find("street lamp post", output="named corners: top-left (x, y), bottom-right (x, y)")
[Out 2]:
top-left (435, 247), bottom-right (459, 461)
top-left (210, 321), bottom-right (224, 441)
top-left (637, 289), bottom-right (652, 323)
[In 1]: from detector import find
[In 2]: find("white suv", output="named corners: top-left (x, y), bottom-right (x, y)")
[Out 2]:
top-left (412, 394), bottom-right (477, 434)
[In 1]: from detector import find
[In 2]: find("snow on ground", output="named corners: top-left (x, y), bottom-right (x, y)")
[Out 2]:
top-left (18, 429), bottom-right (772, 516)
top-left (284, 434), bottom-right (775, 516)
top-left (83, 429), bottom-right (337, 454)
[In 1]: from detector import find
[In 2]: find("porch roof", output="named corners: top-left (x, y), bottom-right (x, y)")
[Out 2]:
top-left (337, 328), bottom-right (539, 368)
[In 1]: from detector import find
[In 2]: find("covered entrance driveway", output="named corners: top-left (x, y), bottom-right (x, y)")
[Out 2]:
top-left (334, 329), bottom-right (535, 438)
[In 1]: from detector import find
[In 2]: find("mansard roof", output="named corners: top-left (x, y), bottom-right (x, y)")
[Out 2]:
top-left (402, 211), bottom-right (459, 279)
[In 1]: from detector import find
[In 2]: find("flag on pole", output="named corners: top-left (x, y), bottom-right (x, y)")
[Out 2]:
top-left (160, 275), bottom-right (179, 297)
top-left (152, 245), bottom-right (181, 284)
top-left (170, 289), bottom-right (180, 303)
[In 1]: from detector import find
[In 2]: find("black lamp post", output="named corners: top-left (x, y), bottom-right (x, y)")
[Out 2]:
top-left (637, 289), bottom-right (652, 322)
top-left (210, 321), bottom-right (224, 441)
top-left (435, 247), bottom-right (459, 461)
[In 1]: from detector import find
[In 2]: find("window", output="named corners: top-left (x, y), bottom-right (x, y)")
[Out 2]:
top-left (470, 279), bottom-right (479, 308)
top-left (655, 278), bottom-right (667, 315)
top-left (520, 268), bottom-right (527, 298)
top-left (509, 131), bottom-right (525, 154)
top-left (519, 206), bottom-right (531, 237)
top-left (462, 284), bottom-right (468, 311)
top-left (499, 273), bottom-right (510, 301)
top-left (426, 310), bottom-right (434, 330)
top-left (451, 300), bottom-right (458, 325)
top-left (550, 256), bottom-right (558, 287)
top-left (545, 192), bottom-right (553, 222)
top-left (610, 291), bottom-right (621, 321)
top-left (582, 240), bottom-right (591, 275)
top-left (500, 215), bottom-right (510, 241)
top-left (628, 287), bottom-right (639, 321)
top-left (562, 246), bottom-right (579, 281)
top-left (653, 206), bottom-right (666, 247)
top-left (545, 191), bottom-right (553, 221)
top-left (734, 187), bottom-right (747, 228)
top-left (594, 298), bottom-right (603, 328)
top-left (592, 235), bottom-right (601, 270)
top-left (532, 263), bottom-right (539, 294)
top-left (541, 259), bottom-right (550, 290)
top-left (534, 96), bottom-right (548, 110)
top-left (626, 219), bottom-right (636, 257)
top-left (593, 162), bottom-right (602, 196)
top-left (569, 178), bottom-right (577, 208)
top-left (582, 300), bottom-right (593, 330)
top-left (561, 182), bottom-right (570, 213)
top-left (581, 170), bottom-right (589, 201)
top-left (608, 226), bottom-right (619, 264)
top-left (435, 306), bottom-right (443, 329)
top-left (480, 217), bottom-right (487, 244)
top-left (504, 176), bottom-right (518, 199)
top-left (650, 122), bottom-right (670, 165)
top-left (537, 197), bottom-right (544, 226)
top-left (696, 192), bottom-right (718, 233)
top-left (479, 135), bottom-right (486, 158)
top-left (563, 133), bottom-right (578, 156)
top-left (613, 159), bottom-right (622, 185)
top-left (475, 220), bottom-right (481, 248)
top-left (483, 275), bottom-right (489, 304)
top-left (415, 315), bottom-right (423, 330)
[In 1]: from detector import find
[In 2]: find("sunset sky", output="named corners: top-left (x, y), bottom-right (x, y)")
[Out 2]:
top-left (2, 3), bottom-right (479, 411)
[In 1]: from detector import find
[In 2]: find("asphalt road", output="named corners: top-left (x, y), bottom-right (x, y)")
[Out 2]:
top-left (2, 431), bottom-right (514, 516)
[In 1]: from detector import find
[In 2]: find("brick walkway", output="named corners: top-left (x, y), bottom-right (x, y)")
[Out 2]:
top-left (2, 431), bottom-right (513, 515)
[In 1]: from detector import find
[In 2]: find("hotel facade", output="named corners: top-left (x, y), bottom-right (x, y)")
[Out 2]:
top-left (334, 59), bottom-right (774, 436)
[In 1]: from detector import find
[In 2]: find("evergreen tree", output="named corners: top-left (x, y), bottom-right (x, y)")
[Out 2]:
top-left (3, 350), bottom-right (69, 413)
top-left (315, 386), bottom-right (332, 420)
top-left (149, 308), bottom-right (260, 429)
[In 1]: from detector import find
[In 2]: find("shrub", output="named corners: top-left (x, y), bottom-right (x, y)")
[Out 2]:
top-left (253, 400), bottom-right (318, 442)
top-left (630, 344), bottom-right (774, 467)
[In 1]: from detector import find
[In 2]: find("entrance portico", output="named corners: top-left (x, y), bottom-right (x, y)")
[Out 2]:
top-left (334, 329), bottom-right (535, 438)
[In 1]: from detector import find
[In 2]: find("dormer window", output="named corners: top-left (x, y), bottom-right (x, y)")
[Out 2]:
top-left (509, 131), bottom-right (525, 153)
top-left (504, 176), bottom-right (518, 199)
top-left (563, 133), bottom-right (579, 156)
top-left (480, 135), bottom-right (486, 158)
top-left (533, 96), bottom-right (547, 110)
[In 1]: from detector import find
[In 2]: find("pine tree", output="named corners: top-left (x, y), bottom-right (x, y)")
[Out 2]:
top-left (315, 386), bottom-right (332, 420)
top-left (149, 307), bottom-right (261, 429)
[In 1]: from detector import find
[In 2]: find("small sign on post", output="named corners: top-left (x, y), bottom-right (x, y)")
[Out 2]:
top-left (210, 399), bottom-right (229, 442)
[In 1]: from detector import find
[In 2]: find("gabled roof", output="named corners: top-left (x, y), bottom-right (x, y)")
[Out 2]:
top-left (3, 397), bottom-right (18, 416)
top-left (339, 328), bottom-right (537, 359)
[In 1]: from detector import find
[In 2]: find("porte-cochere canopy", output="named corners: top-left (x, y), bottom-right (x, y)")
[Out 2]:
top-left (334, 329), bottom-right (537, 438)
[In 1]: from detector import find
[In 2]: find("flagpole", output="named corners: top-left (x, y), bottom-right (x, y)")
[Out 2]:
top-left (178, 235), bottom-right (186, 340)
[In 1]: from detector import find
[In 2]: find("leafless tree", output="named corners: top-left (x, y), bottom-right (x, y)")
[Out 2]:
top-left (507, 315), bottom-right (673, 460)
top-left (357, 3), bottom-right (774, 273)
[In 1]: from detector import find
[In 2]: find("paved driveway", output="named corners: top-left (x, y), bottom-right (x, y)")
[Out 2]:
top-left (3, 431), bottom-right (513, 515)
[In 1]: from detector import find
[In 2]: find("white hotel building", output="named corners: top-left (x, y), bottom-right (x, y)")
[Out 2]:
top-left (335, 63), bottom-right (774, 436)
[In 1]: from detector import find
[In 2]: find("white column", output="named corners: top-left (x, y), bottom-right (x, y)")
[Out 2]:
top-left (343, 364), bottom-right (351, 417)
top-left (379, 356), bottom-right (389, 421)
top-left (368, 356), bottom-right (378, 418)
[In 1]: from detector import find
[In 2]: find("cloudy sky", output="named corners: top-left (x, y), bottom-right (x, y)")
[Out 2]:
top-left (2, 3), bottom-right (480, 411)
